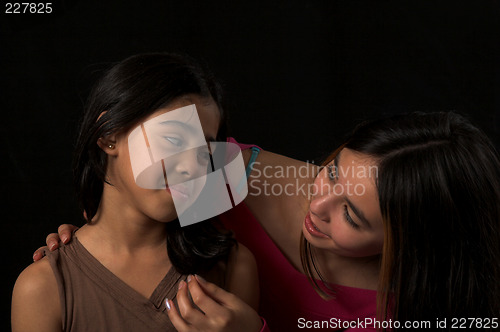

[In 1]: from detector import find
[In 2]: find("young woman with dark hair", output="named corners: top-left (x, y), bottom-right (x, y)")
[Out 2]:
top-left (299, 112), bottom-right (500, 326)
top-left (333, 112), bottom-right (499, 323)
top-left (34, 112), bottom-right (500, 329)
top-left (12, 53), bottom-right (265, 332)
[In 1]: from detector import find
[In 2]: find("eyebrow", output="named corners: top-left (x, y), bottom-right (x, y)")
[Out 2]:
top-left (333, 154), bottom-right (340, 178)
top-left (159, 120), bottom-right (216, 142)
top-left (335, 151), bottom-right (371, 228)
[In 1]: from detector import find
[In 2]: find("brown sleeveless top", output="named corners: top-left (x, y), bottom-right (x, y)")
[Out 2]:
top-left (47, 238), bottom-right (185, 331)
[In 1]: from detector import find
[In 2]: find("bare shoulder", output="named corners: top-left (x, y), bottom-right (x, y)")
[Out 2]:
top-left (244, 148), bottom-right (318, 203)
top-left (225, 243), bottom-right (259, 311)
top-left (243, 148), bottom-right (316, 232)
top-left (13, 258), bottom-right (58, 303)
top-left (12, 258), bottom-right (62, 332)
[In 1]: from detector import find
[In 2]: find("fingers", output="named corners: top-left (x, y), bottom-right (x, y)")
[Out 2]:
top-left (165, 298), bottom-right (190, 332)
top-left (194, 274), bottom-right (237, 308)
top-left (32, 246), bottom-right (47, 261)
top-left (187, 275), bottom-right (225, 317)
top-left (38, 223), bottom-right (77, 261)
top-left (176, 279), bottom-right (205, 324)
top-left (58, 224), bottom-right (78, 244)
top-left (169, 275), bottom-right (261, 332)
top-left (45, 233), bottom-right (61, 251)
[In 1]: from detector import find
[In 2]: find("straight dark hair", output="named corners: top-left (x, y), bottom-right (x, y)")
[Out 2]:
top-left (302, 112), bottom-right (500, 328)
top-left (73, 52), bottom-right (235, 275)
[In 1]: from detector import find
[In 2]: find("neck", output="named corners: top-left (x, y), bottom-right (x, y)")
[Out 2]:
top-left (312, 246), bottom-right (380, 290)
top-left (79, 184), bottom-right (170, 254)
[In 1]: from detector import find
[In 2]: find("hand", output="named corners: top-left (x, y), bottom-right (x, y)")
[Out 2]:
top-left (167, 274), bottom-right (263, 332)
top-left (32, 224), bottom-right (79, 261)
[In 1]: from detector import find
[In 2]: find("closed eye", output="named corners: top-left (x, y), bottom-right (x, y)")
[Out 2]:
top-left (164, 136), bottom-right (183, 147)
top-left (344, 205), bottom-right (360, 229)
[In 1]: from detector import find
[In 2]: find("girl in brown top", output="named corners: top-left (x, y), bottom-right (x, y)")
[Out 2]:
top-left (12, 53), bottom-right (263, 332)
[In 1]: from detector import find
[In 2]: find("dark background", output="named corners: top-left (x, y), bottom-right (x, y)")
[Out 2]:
top-left (1, 0), bottom-right (499, 328)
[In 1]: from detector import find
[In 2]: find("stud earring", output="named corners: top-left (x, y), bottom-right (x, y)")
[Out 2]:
top-left (108, 144), bottom-right (115, 149)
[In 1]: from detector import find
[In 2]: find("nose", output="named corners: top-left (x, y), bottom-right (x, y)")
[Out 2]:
top-left (173, 146), bottom-right (210, 179)
top-left (174, 148), bottom-right (199, 178)
top-left (309, 185), bottom-right (337, 222)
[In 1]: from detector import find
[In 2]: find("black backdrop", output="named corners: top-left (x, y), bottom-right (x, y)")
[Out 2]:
top-left (2, 0), bottom-right (499, 328)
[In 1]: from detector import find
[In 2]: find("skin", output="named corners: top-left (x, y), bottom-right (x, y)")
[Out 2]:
top-left (12, 95), bottom-right (261, 332)
top-left (33, 145), bottom-right (385, 327)
top-left (301, 149), bottom-right (383, 287)
top-left (243, 147), bottom-right (383, 289)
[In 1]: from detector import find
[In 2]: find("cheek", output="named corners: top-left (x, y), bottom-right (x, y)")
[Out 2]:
top-left (329, 221), bottom-right (383, 256)
top-left (113, 149), bottom-right (138, 188)
top-left (329, 222), bottom-right (358, 248)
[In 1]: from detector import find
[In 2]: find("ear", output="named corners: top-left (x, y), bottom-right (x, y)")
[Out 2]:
top-left (96, 111), bottom-right (119, 155)
top-left (97, 135), bottom-right (118, 156)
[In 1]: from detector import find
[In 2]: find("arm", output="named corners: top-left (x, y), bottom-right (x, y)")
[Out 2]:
top-left (12, 259), bottom-right (62, 332)
top-left (32, 149), bottom-right (303, 260)
top-left (242, 148), bottom-right (318, 198)
top-left (33, 149), bottom-right (314, 261)
top-left (242, 149), bottom-right (317, 227)
top-left (241, 148), bottom-right (316, 270)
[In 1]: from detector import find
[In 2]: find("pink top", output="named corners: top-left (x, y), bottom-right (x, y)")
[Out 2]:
top-left (220, 139), bottom-right (378, 331)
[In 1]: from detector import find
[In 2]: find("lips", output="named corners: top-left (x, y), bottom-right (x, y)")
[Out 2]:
top-left (166, 184), bottom-right (190, 199)
top-left (304, 213), bottom-right (330, 239)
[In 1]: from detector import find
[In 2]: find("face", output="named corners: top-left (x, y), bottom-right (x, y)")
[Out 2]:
top-left (302, 148), bottom-right (384, 257)
top-left (105, 94), bottom-right (220, 223)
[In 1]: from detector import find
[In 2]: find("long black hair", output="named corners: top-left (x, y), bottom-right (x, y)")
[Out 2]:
top-left (73, 53), bottom-right (235, 275)
top-left (302, 112), bottom-right (500, 328)
top-left (351, 112), bottom-right (500, 326)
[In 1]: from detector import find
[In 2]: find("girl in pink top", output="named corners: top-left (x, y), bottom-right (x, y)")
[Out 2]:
top-left (223, 113), bottom-right (500, 331)
top-left (38, 112), bottom-right (500, 331)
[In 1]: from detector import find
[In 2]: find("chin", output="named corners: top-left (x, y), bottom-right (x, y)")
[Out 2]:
top-left (149, 203), bottom-right (179, 223)
top-left (154, 213), bottom-right (179, 223)
top-left (301, 225), bottom-right (334, 250)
